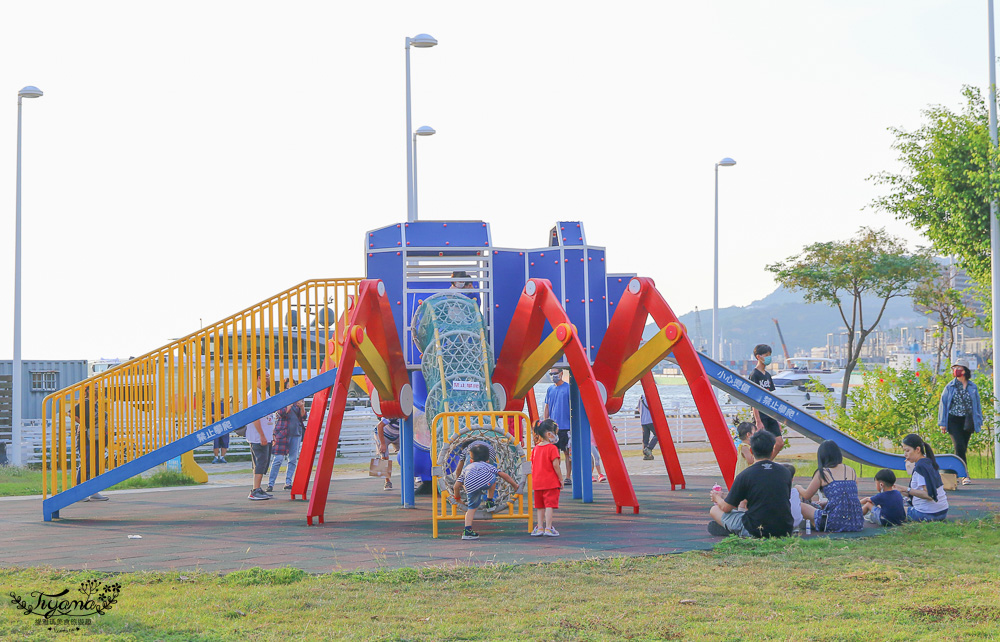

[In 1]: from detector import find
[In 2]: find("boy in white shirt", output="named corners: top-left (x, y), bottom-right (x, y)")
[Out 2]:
top-left (247, 368), bottom-right (276, 501)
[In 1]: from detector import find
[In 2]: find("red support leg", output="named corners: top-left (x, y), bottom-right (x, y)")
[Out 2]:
top-left (640, 372), bottom-right (686, 490)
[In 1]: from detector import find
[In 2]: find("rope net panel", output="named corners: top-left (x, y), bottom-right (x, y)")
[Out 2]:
top-left (411, 293), bottom-right (498, 454)
top-left (437, 423), bottom-right (527, 513)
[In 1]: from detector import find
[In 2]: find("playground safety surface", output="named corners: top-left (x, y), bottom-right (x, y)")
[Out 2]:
top-left (3, 475), bottom-right (999, 574)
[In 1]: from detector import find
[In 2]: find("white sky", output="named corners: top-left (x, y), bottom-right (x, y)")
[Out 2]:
top-left (0, 1), bottom-right (993, 360)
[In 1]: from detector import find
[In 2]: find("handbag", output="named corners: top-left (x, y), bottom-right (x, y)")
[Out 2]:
top-left (369, 457), bottom-right (392, 478)
top-left (963, 412), bottom-right (975, 434)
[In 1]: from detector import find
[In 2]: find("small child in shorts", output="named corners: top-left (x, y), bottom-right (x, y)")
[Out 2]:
top-left (453, 443), bottom-right (517, 540)
top-left (530, 419), bottom-right (564, 537)
top-left (861, 469), bottom-right (906, 526)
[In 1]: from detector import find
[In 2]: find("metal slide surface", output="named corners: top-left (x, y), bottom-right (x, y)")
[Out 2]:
top-left (42, 367), bottom-right (363, 521)
top-left (693, 354), bottom-right (968, 477)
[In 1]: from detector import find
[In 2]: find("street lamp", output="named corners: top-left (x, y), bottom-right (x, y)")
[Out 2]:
top-left (713, 157), bottom-right (736, 363)
top-left (412, 126), bottom-right (436, 220)
top-left (405, 33), bottom-right (437, 222)
top-left (12, 85), bottom-right (43, 468)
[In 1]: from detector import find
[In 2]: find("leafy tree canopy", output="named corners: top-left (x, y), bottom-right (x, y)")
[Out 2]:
top-left (767, 227), bottom-right (935, 406)
top-left (870, 86), bottom-right (999, 292)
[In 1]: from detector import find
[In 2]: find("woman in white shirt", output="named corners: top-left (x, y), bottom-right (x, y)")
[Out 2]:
top-left (895, 433), bottom-right (948, 522)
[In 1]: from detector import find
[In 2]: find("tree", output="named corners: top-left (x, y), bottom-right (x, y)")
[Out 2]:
top-left (912, 267), bottom-right (977, 373)
top-left (767, 227), bottom-right (935, 407)
top-left (869, 86), bottom-right (1000, 326)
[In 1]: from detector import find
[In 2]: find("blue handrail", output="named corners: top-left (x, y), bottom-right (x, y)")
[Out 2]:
top-left (42, 367), bottom-right (363, 521)
top-left (694, 354), bottom-right (968, 478)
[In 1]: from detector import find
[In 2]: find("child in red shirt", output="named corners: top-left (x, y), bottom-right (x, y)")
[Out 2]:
top-left (531, 419), bottom-right (564, 537)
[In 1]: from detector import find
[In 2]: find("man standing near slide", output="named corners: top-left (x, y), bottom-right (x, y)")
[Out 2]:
top-left (544, 368), bottom-right (572, 487)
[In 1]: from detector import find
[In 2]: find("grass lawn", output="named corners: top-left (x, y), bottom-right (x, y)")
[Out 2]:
top-left (2, 516), bottom-right (998, 640)
top-left (0, 467), bottom-right (197, 497)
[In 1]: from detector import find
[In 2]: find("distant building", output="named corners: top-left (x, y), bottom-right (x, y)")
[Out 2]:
top-left (0, 360), bottom-right (88, 457)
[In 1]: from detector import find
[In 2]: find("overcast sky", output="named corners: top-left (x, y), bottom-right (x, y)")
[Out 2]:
top-left (0, 1), bottom-right (993, 360)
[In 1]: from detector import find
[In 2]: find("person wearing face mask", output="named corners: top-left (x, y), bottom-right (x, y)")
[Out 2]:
top-left (937, 359), bottom-right (982, 486)
top-left (543, 368), bottom-right (573, 487)
top-left (748, 344), bottom-right (784, 459)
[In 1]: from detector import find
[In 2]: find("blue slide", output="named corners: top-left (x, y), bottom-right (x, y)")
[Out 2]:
top-left (42, 367), bottom-right (364, 521)
top-left (694, 354), bottom-right (968, 477)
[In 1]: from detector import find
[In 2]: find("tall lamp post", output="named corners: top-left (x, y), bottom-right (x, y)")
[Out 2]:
top-left (412, 125), bottom-right (436, 220)
top-left (713, 157), bottom-right (736, 362)
top-left (987, 0), bottom-right (1000, 478)
top-left (12, 85), bottom-right (43, 468)
top-left (405, 33), bottom-right (437, 222)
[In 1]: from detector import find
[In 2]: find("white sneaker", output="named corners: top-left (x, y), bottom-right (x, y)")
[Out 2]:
top-left (543, 527), bottom-right (560, 537)
top-left (530, 526), bottom-right (544, 537)
top-left (88, 493), bottom-right (110, 502)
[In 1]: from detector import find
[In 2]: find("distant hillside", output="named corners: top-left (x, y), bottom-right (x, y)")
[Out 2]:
top-left (644, 286), bottom-right (925, 358)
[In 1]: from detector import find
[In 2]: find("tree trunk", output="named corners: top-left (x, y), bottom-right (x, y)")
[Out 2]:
top-left (839, 359), bottom-right (855, 408)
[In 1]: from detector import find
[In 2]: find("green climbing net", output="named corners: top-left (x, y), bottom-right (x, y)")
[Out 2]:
top-left (411, 292), bottom-right (498, 453)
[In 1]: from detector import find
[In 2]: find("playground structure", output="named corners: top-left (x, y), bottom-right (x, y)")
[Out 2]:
top-left (40, 218), bottom-right (965, 526)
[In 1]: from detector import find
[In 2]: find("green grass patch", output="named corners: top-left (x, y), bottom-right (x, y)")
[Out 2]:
top-left (221, 567), bottom-right (307, 586)
top-left (2, 515), bottom-right (999, 640)
top-left (108, 469), bottom-right (198, 491)
top-left (0, 465), bottom-right (44, 496)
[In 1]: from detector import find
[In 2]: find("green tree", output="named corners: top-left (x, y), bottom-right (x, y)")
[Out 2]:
top-left (912, 268), bottom-right (977, 373)
top-left (821, 362), bottom-right (997, 477)
top-left (869, 86), bottom-right (1000, 325)
top-left (767, 227), bottom-right (935, 407)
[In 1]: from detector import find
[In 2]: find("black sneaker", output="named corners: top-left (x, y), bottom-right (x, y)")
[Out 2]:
top-left (283, 484), bottom-right (293, 491)
top-left (707, 520), bottom-right (730, 537)
top-left (249, 489), bottom-right (270, 501)
top-left (462, 527), bottom-right (479, 540)
top-left (484, 499), bottom-right (496, 512)
top-left (265, 485), bottom-right (274, 493)
top-left (383, 479), bottom-right (393, 491)
top-left (564, 477), bottom-right (572, 487)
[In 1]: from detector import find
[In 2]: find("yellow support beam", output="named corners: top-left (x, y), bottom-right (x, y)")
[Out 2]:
top-left (512, 323), bottom-right (575, 400)
top-left (613, 322), bottom-right (684, 398)
top-left (349, 326), bottom-right (395, 402)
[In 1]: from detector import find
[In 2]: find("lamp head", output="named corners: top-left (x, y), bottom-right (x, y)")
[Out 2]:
top-left (415, 126), bottom-right (436, 136)
top-left (717, 157), bottom-right (737, 167)
top-left (18, 86), bottom-right (43, 99)
top-left (409, 33), bottom-right (438, 48)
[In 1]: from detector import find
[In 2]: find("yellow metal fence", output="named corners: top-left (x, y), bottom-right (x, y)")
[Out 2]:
top-left (431, 411), bottom-right (534, 538)
top-left (41, 278), bottom-right (362, 498)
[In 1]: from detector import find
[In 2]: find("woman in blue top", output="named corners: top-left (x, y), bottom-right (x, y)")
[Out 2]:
top-left (937, 359), bottom-right (982, 486)
top-left (796, 440), bottom-right (864, 533)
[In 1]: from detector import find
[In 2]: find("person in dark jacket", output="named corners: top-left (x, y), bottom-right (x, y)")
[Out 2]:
top-left (937, 359), bottom-right (982, 485)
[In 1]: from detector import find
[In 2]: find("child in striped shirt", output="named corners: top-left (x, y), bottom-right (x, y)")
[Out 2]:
top-left (453, 443), bottom-right (517, 540)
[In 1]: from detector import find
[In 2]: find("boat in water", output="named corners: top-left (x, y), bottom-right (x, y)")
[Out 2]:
top-left (770, 357), bottom-right (854, 410)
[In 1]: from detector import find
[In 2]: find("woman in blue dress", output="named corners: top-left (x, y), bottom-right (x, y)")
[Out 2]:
top-left (796, 440), bottom-right (864, 532)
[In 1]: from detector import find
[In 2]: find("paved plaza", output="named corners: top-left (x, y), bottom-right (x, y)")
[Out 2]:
top-left (3, 456), bottom-right (998, 574)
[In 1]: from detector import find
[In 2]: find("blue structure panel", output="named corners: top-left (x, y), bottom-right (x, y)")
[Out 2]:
top-left (586, 249), bottom-right (609, 356)
top-left (401, 220), bottom-right (490, 248)
top-left (562, 249), bottom-right (588, 354)
top-left (367, 224), bottom-right (403, 250)
top-left (554, 221), bottom-right (586, 246)
top-left (606, 274), bottom-right (634, 318)
top-left (366, 252), bottom-right (406, 350)
top-left (528, 249), bottom-right (562, 343)
top-left (491, 250), bottom-right (527, 362)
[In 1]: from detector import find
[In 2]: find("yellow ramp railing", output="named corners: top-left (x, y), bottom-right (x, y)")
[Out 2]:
top-left (41, 278), bottom-right (362, 498)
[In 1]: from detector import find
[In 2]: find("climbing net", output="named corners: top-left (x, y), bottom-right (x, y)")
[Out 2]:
top-left (438, 423), bottom-right (526, 511)
top-left (411, 293), bottom-right (497, 453)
